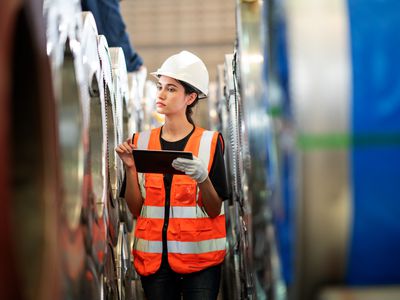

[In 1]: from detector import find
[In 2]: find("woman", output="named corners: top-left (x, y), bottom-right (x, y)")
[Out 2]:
top-left (115, 50), bottom-right (229, 300)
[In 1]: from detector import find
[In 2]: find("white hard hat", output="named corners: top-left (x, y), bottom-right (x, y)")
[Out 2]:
top-left (151, 50), bottom-right (209, 99)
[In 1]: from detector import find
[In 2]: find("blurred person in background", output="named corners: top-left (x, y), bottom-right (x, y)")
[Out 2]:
top-left (81, 0), bottom-right (145, 72)
top-left (115, 51), bottom-right (229, 300)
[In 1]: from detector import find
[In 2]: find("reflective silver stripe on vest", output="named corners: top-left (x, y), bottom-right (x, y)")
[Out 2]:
top-left (135, 239), bottom-right (163, 253)
top-left (140, 205), bottom-right (225, 219)
top-left (141, 205), bottom-right (165, 219)
top-left (137, 130), bottom-right (151, 149)
top-left (170, 205), bottom-right (209, 218)
top-left (134, 238), bottom-right (226, 254)
top-left (196, 131), bottom-right (215, 204)
top-left (168, 238), bottom-right (226, 254)
top-left (198, 130), bottom-right (215, 170)
top-left (138, 172), bottom-right (146, 199)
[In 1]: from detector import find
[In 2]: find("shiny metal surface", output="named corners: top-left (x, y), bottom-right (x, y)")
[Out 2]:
top-left (285, 0), bottom-right (351, 299)
top-left (44, 1), bottom-right (88, 297)
top-left (110, 47), bottom-right (135, 299)
top-left (81, 256), bottom-right (102, 299)
top-left (128, 67), bottom-right (150, 131)
top-left (217, 60), bottom-right (241, 300)
top-left (104, 243), bottom-right (119, 299)
top-left (225, 53), bottom-right (254, 299)
top-left (110, 47), bottom-right (129, 102)
top-left (59, 42), bottom-right (85, 231)
top-left (81, 12), bottom-right (101, 97)
top-left (80, 10), bottom-right (108, 274)
top-left (97, 35), bottom-right (120, 247)
top-left (116, 223), bottom-right (134, 300)
top-left (2, 0), bottom-right (150, 298)
top-left (127, 72), bottom-right (141, 134)
top-left (97, 35), bottom-right (117, 201)
top-left (4, 0), bottom-right (62, 298)
top-left (237, 0), bottom-right (284, 298)
top-left (110, 47), bottom-right (128, 190)
top-left (81, 11), bottom-right (104, 217)
top-left (44, 0), bottom-right (87, 232)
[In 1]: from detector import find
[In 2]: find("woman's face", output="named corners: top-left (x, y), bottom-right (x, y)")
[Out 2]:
top-left (155, 76), bottom-right (196, 116)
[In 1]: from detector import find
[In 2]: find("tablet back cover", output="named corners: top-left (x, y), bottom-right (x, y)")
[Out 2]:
top-left (132, 149), bottom-right (193, 174)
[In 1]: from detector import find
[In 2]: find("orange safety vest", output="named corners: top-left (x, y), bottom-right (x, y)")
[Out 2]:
top-left (132, 127), bottom-right (226, 276)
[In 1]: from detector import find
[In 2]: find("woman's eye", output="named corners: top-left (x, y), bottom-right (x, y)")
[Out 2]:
top-left (168, 88), bottom-right (175, 92)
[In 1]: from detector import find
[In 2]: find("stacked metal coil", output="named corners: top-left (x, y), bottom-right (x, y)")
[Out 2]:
top-left (1, 0), bottom-right (62, 299)
top-left (1, 0), bottom-right (152, 298)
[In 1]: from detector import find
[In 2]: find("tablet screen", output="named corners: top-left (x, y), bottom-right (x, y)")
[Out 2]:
top-left (132, 149), bottom-right (193, 174)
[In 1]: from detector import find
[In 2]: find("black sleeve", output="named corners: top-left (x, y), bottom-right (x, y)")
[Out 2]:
top-left (209, 133), bottom-right (230, 200)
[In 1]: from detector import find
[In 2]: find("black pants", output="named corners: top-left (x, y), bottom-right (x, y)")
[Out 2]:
top-left (140, 259), bottom-right (221, 300)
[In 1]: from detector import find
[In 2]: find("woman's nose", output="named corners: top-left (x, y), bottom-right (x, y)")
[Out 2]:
top-left (158, 89), bottom-right (166, 99)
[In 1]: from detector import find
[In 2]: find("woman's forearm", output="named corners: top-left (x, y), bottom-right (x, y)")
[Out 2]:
top-left (198, 177), bottom-right (222, 218)
top-left (125, 166), bottom-right (143, 217)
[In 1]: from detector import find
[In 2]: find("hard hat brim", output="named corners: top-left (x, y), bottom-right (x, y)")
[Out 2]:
top-left (150, 71), bottom-right (208, 99)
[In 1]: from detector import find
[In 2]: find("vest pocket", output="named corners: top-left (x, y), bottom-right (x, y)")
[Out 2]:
top-left (135, 219), bottom-right (148, 236)
top-left (179, 220), bottom-right (212, 240)
top-left (144, 175), bottom-right (164, 205)
top-left (173, 182), bottom-right (196, 205)
top-left (134, 219), bottom-right (148, 251)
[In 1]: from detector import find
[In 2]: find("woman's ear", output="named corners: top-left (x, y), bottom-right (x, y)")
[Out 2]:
top-left (186, 92), bottom-right (197, 106)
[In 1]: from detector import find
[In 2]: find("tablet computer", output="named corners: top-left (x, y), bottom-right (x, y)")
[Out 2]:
top-left (132, 149), bottom-right (193, 174)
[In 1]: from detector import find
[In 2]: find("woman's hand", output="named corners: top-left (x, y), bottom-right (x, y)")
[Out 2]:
top-left (172, 155), bottom-right (222, 218)
top-left (172, 156), bottom-right (208, 183)
top-left (115, 138), bottom-right (136, 169)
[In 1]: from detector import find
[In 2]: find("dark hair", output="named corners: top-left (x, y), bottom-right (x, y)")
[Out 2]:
top-left (178, 80), bottom-right (200, 125)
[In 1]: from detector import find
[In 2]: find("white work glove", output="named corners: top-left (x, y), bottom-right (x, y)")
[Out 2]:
top-left (172, 156), bottom-right (208, 183)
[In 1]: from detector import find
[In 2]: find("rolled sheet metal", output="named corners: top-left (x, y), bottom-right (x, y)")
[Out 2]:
top-left (0, 1), bottom-right (20, 297)
top-left (116, 223), bottom-right (135, 300)
top-left (81, 256), bottom-right (102, 299)
top-left (44, 0), bottom-right (87, 231)
top-left (285, 0), bottom-right (352, 298)
top-left (109, 47), bottom-right (138, 299)
top-left (262, 1), bottom-right (294, 294)
top-left (236, 0), bottom-right (285, 298)
top-left (128, 67), bottom-right (150, 131)
top-left (257, 0), bottom-right (400, 299)
top-left (97, 35), bottom-right (120, 247)
top-left (110, 47), bottom-right (128, 192)
top-left (44, 0), bottom-right (89, 297)
top-left (1, 0), bottom-right (62, 299)
top-left (110, 47), bottom-right (129, 101)
top-left (81, 12), bottom-right (102, 98)
top-left (104, 242), bottom-right (119, 299)
top-left (126, 72), bottom-right (141, 135)
top-left (80, 10), bottom-right (108, 272)
top-left (218, 55), bottom-right (249, 300)
top-left (226, 53), bottom-right (255, 300)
